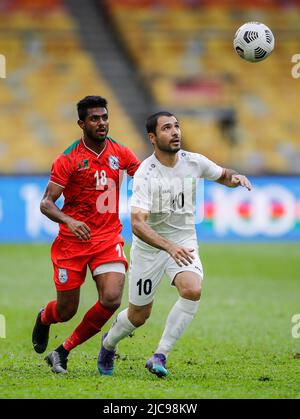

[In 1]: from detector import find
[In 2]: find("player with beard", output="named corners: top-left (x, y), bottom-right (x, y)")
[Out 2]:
top-left (97, 111), bottom-right (251, 377)
top-left (32, 96), bottom-right (140, 373)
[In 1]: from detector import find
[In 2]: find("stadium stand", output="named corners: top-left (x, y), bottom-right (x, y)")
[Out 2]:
top-left (0, 0), bottom-right (146, 173)
top-left (105, 0), bottom-right (300, 173)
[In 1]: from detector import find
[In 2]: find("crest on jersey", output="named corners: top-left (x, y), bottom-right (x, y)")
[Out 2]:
top-left (109, 155), bottom-right (119, 170)
top-left (58, 268), bottom-right (68, 284)
top-left (78, 159), bottom-right (89, 171)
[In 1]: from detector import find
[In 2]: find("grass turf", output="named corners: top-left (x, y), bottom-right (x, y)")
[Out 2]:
top-left (0, 243), bottom-right (299, 399)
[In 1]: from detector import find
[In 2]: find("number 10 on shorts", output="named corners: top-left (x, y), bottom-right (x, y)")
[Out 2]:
top-left (137, 278), bottom-right (152, 296)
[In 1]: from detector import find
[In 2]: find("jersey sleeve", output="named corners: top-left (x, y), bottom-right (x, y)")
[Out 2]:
top-left (130, 175), bottom-right (152, 211)
top-left (198, 154), bottom-right (223, 181)
top-left (122, 146), bottom-right (140, 177)
top-left (50, 154), bottom-right (74, 188)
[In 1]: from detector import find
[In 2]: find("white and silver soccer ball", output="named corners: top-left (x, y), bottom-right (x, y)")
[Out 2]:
top-left (233, 22), bottom-right (275, 62)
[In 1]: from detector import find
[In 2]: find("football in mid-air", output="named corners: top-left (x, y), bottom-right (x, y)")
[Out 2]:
top-left (233, 22), bottom-right (275, 62)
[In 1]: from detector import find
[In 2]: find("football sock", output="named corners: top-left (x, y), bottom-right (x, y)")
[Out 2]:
top-left (103, 308), bottom-right (136, 351)
top-left (41, 300), bottom-right (62, 325)
top-left (55, 344), bottom-right (69, 358)
top-left (63, 301), bottom-right (114, 352)
top-left (155, 297), bottom-right (200, 357)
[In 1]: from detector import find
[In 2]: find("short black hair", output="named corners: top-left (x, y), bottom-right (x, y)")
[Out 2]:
top-left (146, 111), bottom-right (175, 135)
top-left (77, 96), bottom-right (108, 121)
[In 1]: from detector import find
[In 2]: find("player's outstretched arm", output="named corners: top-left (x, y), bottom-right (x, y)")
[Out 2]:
top-left (131, 207), bottom-right (195, 267)
top-left (40, 182), bottom-right (90, 241)
top-left (217, 168), bottom-right (252, 191)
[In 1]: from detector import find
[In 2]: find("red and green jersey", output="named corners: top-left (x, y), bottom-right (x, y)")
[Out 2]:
top-left (50, 137), bottom-right (140, 242)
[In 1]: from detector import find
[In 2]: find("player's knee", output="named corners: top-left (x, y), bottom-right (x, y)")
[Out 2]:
top-left (180, 285), bottom-right (202, 301)
top-left (101, 293), bottom-right (122, 311)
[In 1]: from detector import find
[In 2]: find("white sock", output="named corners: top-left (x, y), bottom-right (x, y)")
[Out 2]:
top-left (103, 308), bottom-right (136, 350)
top-left (156, 297), bottom-right (200, 357)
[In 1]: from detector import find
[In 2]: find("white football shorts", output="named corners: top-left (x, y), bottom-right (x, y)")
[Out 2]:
top-left (128, 240), bottom-right (203, 306)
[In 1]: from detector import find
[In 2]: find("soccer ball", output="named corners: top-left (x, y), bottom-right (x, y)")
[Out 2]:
top-left (233, 22), bottom-right (275, 62)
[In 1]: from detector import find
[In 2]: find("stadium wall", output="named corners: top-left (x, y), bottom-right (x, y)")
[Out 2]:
top-left (0, 175), bottom-right (299, 242)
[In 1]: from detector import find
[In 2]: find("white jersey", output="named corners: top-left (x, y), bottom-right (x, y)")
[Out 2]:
top-left (130, 150), bottom-right (223, 250)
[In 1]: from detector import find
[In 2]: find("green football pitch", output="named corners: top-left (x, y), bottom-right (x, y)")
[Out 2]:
top-left (0, 243), bottom-right (299, 399)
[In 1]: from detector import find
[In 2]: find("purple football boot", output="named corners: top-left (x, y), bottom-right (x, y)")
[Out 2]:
top-left (97, 333), bottom-right (116, 376)
top-left (145, 353), bottom-right (168, 378)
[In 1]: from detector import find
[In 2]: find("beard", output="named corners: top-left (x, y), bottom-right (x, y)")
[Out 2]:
top-left (86, 127), bottom-right (107, 142)
top-left (156, 139), bottom-right (181, 153)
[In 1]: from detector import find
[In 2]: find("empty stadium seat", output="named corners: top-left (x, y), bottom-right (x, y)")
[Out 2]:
top-left (0, 0), bottom-right (146, 173)
top-left (105, 0), bottom-right (300, 173)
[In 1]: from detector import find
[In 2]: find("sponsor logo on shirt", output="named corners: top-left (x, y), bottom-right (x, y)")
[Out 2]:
top-left (109, 155), bottom-right (119, 170)
top-left (58, 268), bottom-right (68, 284)
top-left (78, 159), bottom-right (89, 171)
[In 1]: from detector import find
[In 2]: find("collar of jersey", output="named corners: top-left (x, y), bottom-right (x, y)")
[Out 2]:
top-left (152, 152), bottom-right (181, 169)
top-left (81, 137), bottom-right (108, 158)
